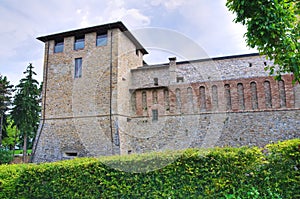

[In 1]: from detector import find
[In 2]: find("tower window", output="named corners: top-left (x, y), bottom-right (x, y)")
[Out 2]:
top-left (54, 40), bottom-right (64, 53)
top-left (75, 58), bottom-right (82, 78)
top-left (152, 109), bottom-right (158, 121)
top-left (96, 33), bottom-right (107, 46)
top-left (74, 36), bottom-right (85, 50)
top-left (154, 78), bottom-right (158, 86)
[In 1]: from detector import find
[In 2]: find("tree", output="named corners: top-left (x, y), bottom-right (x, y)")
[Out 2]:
top-left (2, 117), bottom-right (20, 151)
top-left (11, 64), bottom-right (40, 162)
top-left (226, 0), bottom-right (300, 83)
top-left (0, 75), bottom-right (13, 147)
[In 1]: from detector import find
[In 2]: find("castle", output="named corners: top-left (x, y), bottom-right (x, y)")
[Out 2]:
top-left (32, 22), bottom-right (300, 163)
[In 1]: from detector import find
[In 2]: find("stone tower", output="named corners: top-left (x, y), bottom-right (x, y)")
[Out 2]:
top-left (32, 22), bottom-right (147, 162)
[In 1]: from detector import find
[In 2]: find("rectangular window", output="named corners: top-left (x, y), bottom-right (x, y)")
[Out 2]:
top-left (152, 109), bottom-right (158, 121)
top-left (54, 40), bottom-right (64, 53)
top-left (74, 36), bottom-right (85, 50)
top-left (75, 58), bottom-right (82, 78)
top-left (96, 33), bottom-right (107, 46)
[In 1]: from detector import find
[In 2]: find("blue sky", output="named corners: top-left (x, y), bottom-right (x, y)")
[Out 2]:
top-left (0, 0), bottom-right (256, 86)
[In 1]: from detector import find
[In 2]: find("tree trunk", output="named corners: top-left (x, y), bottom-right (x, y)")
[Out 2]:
top-left (23, 133), bottom-right (27, 163)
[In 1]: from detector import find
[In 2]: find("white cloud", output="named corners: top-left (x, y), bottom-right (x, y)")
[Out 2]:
top-left (150, 0), bottom-right (186, 10)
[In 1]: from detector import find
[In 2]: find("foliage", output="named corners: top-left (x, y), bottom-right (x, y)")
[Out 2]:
top-left (226, 0), bottom-right (300, 83)
top-left (0, 148), bottom-right (13, 164)
top-left (2, 118), bottom-right (20, 150)
top-left (11, 63), bottom-right (40, 161)
top-left (0, 139), bottom-right (299, 199)
top-left (0, 75), bottom-right (14, 146)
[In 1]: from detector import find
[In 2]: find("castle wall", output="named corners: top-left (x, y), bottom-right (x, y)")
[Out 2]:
top-left (123, 55), bottom-right (300, 154)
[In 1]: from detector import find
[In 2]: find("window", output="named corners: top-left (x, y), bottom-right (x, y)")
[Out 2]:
top-left (154, 78), bottom-right (158, 86)
top-left (74, 36), bottom-right (85, 50)
top-left (176, 77), bottom-right (184, 83)
top-left (96, 33), bottom-right (107, 46)
top-left (152, 109), bottom-right (158, 121)
top-left (54, 40), bottom-right (64, 53)
top-left (75, 58), bottom-right (82, 78)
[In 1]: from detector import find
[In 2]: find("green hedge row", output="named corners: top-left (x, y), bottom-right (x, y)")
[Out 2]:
top-left (0, 139), bottom-right (299, 199)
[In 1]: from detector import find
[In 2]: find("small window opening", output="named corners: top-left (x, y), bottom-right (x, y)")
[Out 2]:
top-left (75, 58), bottom-right (82, 78)
top-left (154, 78), bottom-right (158, 86)
top-left (128, 150), bottom-right (132, 154)
top-left (65, 152), bottom-right (78, 157)
top-left (136, 49), bottom-right (139, 56)
top-left (177, 77), bottom-right (184, 83)
top-left (248, 62), bottom-right (252, 67)
top-left (152, 109), bottom-right (158, 121)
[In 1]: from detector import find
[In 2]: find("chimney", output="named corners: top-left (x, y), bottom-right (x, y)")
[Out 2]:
top-left (169, 57), bottom-right (176, 84)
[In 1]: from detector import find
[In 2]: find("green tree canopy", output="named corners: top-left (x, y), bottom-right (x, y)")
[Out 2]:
top-left (11, 63), bottom-right (40, 162)
top-left (0, 75), bottom-right (13, 147)
top-left (226, 0), bottom-right (300, 83)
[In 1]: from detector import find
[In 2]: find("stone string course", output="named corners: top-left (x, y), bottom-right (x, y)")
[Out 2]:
top-left (32, 23), bottom-right (300, 163)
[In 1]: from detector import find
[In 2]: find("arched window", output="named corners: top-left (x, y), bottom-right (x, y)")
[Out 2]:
top-left (164, 89), bottom-right (170, 111)
top-left (278, 80), bottom-right (286, 108)
top-left (250, 82), bottom-right (258, 109)
top-left (187, 87), bottom-right (194, 113)
top-left (175, 88), bottom-right (181, 112)
top-left (142, 91), bottom-right (147, 111)
top-left (152, 90), bottom-right (158, 104)
top-left (199, 86), bottom-right (206, 111)
top-left (237, 83), bottom-right (245, 110)
top-left (264, 81), bottom-right (272, 108)
top-left (212, 85), bottom-right (218, 110)
top-left (224, 84), bottom-right (231, 111)
top-left (131, 91), bottom-right (136, 113)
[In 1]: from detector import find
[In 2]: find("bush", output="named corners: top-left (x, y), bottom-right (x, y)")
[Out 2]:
top-left (0, 139), bottom-right (299, 199)
top-left (0, 148), bottom-right (13, 164)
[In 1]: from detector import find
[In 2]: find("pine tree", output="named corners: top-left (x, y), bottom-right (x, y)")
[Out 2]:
top-left (11, 64), bottom-right (40, 162)
top-left (0, 75), bottom-right (13, 147)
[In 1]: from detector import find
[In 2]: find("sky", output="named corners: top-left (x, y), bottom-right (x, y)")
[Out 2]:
top-left (0, 0), bottom-right (257, 86)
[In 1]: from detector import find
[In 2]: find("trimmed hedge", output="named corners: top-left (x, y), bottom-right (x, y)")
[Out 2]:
top-left (0, 139), bottom-right (299, 198)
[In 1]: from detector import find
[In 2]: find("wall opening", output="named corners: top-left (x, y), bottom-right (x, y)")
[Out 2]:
top-left (199, 86), bottom-right (206, 111)
top-left (152, 90), bottom-right (158, 104)
top-left (152, 109), bottom-right (158, 121)
top-left (131, 91), bottom-right (136, 113)
top-left (142, 91), bottom-right (147, 111)
top-left (154, 78), bottom-right (158, 86)
top-left (250, 82), bottom-right (258, 110)
top-left (175, 88), bottom-right (181, 113)
top-left (164, 89), bottom-right (170, 111)
top-left (187, 87), bottom-right (194, 113)
top-left (264, 80), bottom-right (272, 108)
top-left (237, 83), bottom-right (245, 110)
top-left (224, 84), bottom-right (232, 111)
top-left (212, 85), bottom-right (218, 110)
top-left (64, 152), bottom-right (78, 157)
top-left (278, 80), bottom-right (286, 108)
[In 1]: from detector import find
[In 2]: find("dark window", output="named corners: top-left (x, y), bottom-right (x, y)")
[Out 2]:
top-left (152, 109), bottom-right (158, 121)
top-left (154, 78), bottom-right (158, 86)
top-left (177, 77), bottom-right (184, 83)
top-left (74, 36), bottom-right (85, 50)
top-left (96, 33), bottom-right (107, 46)
top-left (54, 40), bottom-right (64, 53)
top-left (75, 58), bottom-right (82, 78)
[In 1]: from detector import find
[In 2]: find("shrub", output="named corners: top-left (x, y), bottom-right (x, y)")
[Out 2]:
top-left (0, 148), bottom-right (13, 164)
top-left (0, 139), bottom-right (299, 199)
